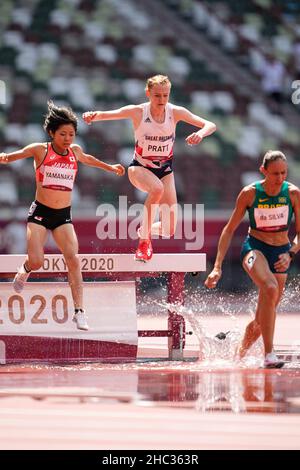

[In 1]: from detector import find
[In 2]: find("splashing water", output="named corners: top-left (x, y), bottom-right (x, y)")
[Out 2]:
top-left (139, 284), bottom-right (265, 369)
top-left (165, 301), bottom-right (263, 369)
top-left (278, 278), bottom-right (300, 313)
top-left (137, 280), bottom-right (300, 369)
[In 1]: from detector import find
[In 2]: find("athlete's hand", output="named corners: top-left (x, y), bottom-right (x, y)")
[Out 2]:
top-left (82, 111), bottom-right (98, 125)
top-left (112, 164), bottom-right (125, 176)
top-left (185, 132), bottom-right (203, 146)
top-left (274, 252), bottom-right (291, 272)
top-left (204, 267), bottom-right (222, 289)
top-left (0, 153), bottom-right (8, 164)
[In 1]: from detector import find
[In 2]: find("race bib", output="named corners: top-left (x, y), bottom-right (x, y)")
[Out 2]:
top-left (254, 205), bottom-right (288, 230)
top-left (42, 165), bottom-right (76, 190)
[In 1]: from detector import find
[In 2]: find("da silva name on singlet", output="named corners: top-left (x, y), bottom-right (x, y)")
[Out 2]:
top-left (254, 204), bottom-right (288, 228)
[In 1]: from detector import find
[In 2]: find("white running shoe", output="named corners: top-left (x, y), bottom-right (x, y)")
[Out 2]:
top-left (72, 309), bottom-right (89, 331)
top-left (13, 265), bottom-right (30, 293)
top-left (264, 351), bottom-right (284, 369)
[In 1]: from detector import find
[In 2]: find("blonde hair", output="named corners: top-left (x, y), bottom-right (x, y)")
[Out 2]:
top-left (145, 75), bottom-right (171, 91)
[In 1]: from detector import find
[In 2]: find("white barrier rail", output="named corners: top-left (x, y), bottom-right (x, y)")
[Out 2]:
top-left (0, 253), bottom-right (206, 362)
top-left (0, 253), bottom-right (206, 274)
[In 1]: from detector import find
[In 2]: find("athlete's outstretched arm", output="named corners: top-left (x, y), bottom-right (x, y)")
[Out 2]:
top-left (173, 106), bottom-right (217, 145)
top-left (0, 143), bottom-right (43, 164)
top-left (82, 105), bottom-right (140, 125)
top-left (72, 144), bottom-right (125, 176)
top-left (205, 187), bottom-right (253, 289)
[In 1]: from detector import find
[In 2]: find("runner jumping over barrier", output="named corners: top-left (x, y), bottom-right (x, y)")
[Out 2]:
top-left (0, 101), bottom-right (125, 331)
top-left (82, 74), bottom-right (216, 262)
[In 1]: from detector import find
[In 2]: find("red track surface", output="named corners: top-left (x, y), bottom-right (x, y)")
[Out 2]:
top-left (0, 313), bottom-right (299, 450)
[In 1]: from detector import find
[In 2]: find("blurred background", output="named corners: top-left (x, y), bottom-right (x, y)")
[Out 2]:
top-left (1, 0), bottom-right (300, 289)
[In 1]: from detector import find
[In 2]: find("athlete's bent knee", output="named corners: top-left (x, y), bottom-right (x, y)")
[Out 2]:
top-left (262, 280), bottom-right (278, 300)
top-left (149, 183), bottom-right (164, 202)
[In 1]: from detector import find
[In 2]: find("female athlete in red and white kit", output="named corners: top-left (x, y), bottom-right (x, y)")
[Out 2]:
top-left (0, 101), bottom-right (125, 330)
top-left (83, 75), bottom-right (216, 262)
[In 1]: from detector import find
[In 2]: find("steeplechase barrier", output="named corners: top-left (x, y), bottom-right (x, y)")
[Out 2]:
top-left (0, 253), bottom-right (206, 364)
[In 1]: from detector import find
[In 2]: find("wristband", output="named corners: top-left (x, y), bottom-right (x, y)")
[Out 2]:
top-left (288, 250), bottom-right (296, 261)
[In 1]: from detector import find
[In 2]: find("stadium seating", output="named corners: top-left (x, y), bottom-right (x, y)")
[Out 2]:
top-left (1, 0), bottom-right (300, 215)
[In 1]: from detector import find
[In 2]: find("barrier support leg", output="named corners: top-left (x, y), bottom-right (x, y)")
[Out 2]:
top-left (167, 272), bottom-right (185, 360)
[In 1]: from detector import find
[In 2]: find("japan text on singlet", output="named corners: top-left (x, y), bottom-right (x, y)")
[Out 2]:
top-left (36, 143), bottom-right (78, 191)
top-left (248, 181), bottom-right (293, 232)
top-left (134, 102), bottom-right (176, 168)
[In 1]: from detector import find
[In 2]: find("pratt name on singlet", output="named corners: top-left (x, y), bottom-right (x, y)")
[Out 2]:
top-left (147, 144), bottom-right (169, 152)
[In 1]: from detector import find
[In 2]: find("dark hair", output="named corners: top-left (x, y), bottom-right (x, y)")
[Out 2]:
top-left (262, 150), bottom-right (286, 169)
top-left (43, 100), bottom-right (78, 135)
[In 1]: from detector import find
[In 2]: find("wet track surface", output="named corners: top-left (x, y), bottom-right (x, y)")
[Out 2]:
top-left (1, 311), bottom-right (300, 449)
top-left (1, 355), bottom-right (300, 414)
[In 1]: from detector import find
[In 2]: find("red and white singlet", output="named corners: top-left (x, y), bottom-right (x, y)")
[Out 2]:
top-left (36, 143), bottom-right (78, 191)
top-left (134, 102), bottom-right (176, 168)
